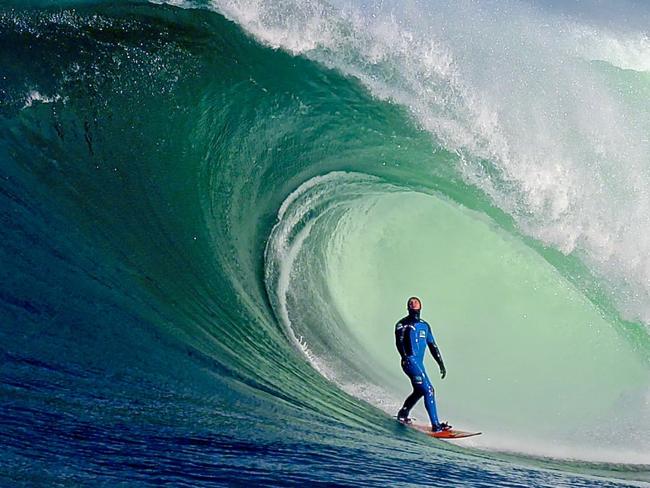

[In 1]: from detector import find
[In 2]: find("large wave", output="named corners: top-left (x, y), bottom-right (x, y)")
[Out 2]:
top-left (210, 0), bottom-right (650, 461)
top-left (1, 1), bottom-right (649, 485)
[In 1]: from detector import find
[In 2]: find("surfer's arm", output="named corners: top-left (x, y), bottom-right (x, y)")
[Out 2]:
top-left (394, 322), bottom-right (403, 356)
top-left (426, 326), bottom-right (446, 379)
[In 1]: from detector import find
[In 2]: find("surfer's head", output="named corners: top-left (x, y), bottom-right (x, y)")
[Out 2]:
top-left (407, 297), bottom-right (421, 318)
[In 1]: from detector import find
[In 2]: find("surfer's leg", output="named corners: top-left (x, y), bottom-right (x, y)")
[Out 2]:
top-left (398, 389), bottom-right (423, 419)
top-left (420, 373), bottom-right (440, 428)
top-left (398, 359), bottom-right (423, 419)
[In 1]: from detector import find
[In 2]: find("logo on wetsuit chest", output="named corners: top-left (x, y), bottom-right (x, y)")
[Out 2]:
top-left (419, 330), bottom-right (426, 338)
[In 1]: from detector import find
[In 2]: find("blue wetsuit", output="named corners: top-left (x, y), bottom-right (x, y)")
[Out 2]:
top-left (395, 311), bottom-right (446, 429)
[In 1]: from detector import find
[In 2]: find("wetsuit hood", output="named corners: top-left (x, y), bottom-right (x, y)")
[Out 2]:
top-left (407, 296), bottom-right (422, 321)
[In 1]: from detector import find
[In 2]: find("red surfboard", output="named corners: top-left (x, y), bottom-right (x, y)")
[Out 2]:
top-left (400, 421), bottom-right (482, 439)
top-left (429, 428), bottom-right (481, 439)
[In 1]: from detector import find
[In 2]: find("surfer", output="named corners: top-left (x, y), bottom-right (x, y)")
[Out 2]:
top-left (395, 297), bottom-right (451, 432)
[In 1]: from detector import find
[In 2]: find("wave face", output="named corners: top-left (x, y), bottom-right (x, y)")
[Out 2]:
top-left (1, 1), bottom-right (649, 486)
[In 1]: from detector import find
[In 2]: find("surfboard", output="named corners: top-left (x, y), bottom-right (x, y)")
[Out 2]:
top-left (429, 428), bottom-right (481, 439)
top-left (399, 420), bottom-right (481, 439)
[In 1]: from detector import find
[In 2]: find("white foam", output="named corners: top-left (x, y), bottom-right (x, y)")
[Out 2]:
top-left (22, 90), bottom-right (62, 109)
top-left (466, 433), bottom-right (650, 466)
top-left (265, 171), bottom-right (378, 365)
top-left (572, 28), bottom-right (650, 73)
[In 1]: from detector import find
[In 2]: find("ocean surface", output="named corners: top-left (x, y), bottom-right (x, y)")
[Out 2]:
top-left (1, 0), bottom-right (649, 486)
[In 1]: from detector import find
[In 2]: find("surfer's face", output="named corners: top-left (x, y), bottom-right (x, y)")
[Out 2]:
top-left (407, 298), bottom-right (421, 312)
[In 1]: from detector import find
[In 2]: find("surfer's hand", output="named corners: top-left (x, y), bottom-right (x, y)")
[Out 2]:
top-left (440, 366), bottom-right (446, 379)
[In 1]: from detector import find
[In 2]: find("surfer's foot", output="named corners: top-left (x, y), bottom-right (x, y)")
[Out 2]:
top-left (397, 415), bottom-right (413, 424)
top-left (432, 422), bottom-right (452, 432)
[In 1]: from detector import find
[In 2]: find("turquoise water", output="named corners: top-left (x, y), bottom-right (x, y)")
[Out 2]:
top-left (1, 1), bottom-right (649, 486)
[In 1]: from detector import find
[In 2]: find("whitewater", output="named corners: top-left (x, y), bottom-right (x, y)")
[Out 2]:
top-left (0, 0), bottom-right (649, 486)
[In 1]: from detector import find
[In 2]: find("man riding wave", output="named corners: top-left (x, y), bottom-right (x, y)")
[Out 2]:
top-left (395, 296), bottom-right (451, 432)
